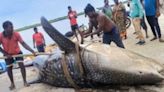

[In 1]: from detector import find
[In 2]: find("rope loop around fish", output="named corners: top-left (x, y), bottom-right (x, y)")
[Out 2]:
top-left (60, 39), bottom-right (99, 88)
top-left (60, 41), bottom-right (84, 89)
top-left (61, 54), bottom-right (80, 88)
top-left (75, 42), bottom-right (84, 77)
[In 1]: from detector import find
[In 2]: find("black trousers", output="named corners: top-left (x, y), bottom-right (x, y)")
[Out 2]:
top-left (146, 16), bottom-right (161, 38)
top-left (103, 27), bottom-right (125, 48)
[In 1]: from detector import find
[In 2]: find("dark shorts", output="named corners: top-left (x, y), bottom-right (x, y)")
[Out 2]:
top-left (71, 24), bottom-right (78, 32)
top-left (103, 27), bottom-right (125, 48)
top-left (5, 51), bottom-right (24, 66)
top-left (37, 44), bottom-right (45, 52)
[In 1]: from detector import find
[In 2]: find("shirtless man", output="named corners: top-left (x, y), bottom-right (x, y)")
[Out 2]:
top-left (89, 19), bottom-right (101, 40)
top-left (86, 4), bottom-right (100, 40)
top-left (83, 4), bottom-right (125, 48)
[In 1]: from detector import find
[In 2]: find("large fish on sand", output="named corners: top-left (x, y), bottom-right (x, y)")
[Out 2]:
top-left (30, 17), bottom-right (164, 88)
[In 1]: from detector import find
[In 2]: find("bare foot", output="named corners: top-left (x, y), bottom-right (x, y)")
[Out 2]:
top-left (133, 32), bottom-right (137, 35)
top-left (80, 40), bottom-right (84, 44)
top-left (159, 38), bottom-right (164, 42)
top-left (24, 82), bottom-right (30, 87)
top-left (150, 37), bottom-right (157, 41)
top-left (135, 36), bottom-right (139, 39)
top-left (125, 35), bottom-right (127, 39)
top-left (9, 84), bottom-right (16, 90)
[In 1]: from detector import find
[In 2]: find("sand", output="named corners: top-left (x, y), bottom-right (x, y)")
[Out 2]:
top-left (0, 15), bottom-right (164, 92)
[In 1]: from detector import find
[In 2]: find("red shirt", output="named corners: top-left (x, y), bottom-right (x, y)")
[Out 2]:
top-left (68, 11), bottom-right (77, 25)
top-left (33, 32), bottom-right (44, 46)
top-left (0, 32), bottom-right (23, 55)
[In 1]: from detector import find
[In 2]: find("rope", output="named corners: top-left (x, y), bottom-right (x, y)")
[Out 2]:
top-left (0, 52), bottom-right (53, 59)
top-left (61, 54), bottom-right (80, 88)
top-left (75, 41), bottom-right (98, 77)
top-left (59, 40), bottom-right (84, 88)
top-left (60, 37), bottom-right (97, 88)
top-left (6, 64), bottom-right (13, 68)
top-left (75, 42), bottom-right (84, 77)
top-left (81, 42), bottom-right (97, 57)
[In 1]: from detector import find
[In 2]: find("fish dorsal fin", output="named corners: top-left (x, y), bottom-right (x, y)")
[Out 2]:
top-left (41, 17), bottom-right (76, 53)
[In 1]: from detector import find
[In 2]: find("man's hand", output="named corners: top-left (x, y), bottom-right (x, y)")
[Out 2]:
top-left (84, 34), bottom-right (90, 38)
top-left (31, 50), bottom-right (37, 56)
top-left (33, 52), bottom-right (37, 56)
top-left (7, 55), bottom-right (12, 59)
top-left (4, 54), bottom-right (12, 59)
top-left (43, 43), bottom-right (46, 47)
top-left (156, 10), bottom-right (161, 17)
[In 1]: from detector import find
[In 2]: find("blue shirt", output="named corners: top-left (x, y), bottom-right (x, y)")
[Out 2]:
top-left (144, 0), bottom-right (156, 16)
top-left (130, 0), bottom-right (144, 19)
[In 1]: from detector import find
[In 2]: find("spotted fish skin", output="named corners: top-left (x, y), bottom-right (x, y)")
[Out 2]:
top-left (34, 52), bottom-right (91, 88)
top-left (82, 43), bottom-right (164, 85)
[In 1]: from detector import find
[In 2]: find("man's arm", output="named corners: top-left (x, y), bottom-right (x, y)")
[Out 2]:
top-left (0, 47), bottom-right (8, 55)
top-left (74, 11), bottom-right (77, 18)
top-left (89, 16), bottom-right (104, 36)
top-left (156, 0), bottom-right (161, 17)
top-left (156, 0), bottom-right (160, 10)
top-left (83, 22), bottom-right (93, 35)
top-left (16, 32), bottom-right (35, 54)
top-left (20, 41), bottom-right (35, 54)
top-left (33, 38), bottom-right (35, 48)
top-left (42, 34), bottom-right (46, 46)
top-left (0, 47), bottom-right (12, 58)
top-left (68, 13), bottom-right (71, 19)
top-left (0, 36), bottom-right (8, 56)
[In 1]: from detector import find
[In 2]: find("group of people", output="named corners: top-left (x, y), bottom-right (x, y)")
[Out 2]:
top-left (128, 0), bottom-right (164, 44)
top-left (0, 22), bottom-right (45, 90)
top-left (68, 0), bottom-right (164, 46)
top-left (0, 0), bottom-right (163, 90)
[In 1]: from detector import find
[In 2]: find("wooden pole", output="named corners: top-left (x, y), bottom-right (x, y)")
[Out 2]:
top-left (0, 52), bottom-right (53, 59)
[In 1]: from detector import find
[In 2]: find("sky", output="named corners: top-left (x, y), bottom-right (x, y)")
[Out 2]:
top-left (0, 0), bottom-right (108, 30)
top-left (0, 0), bottom-right (126, 55)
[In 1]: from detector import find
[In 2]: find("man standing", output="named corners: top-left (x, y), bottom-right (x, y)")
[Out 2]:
top-left (83, 4), bottom-right (125, 48)
top-left (140, 0), bottom-right (149, 38)
top-left (129, 0), bottom-right (145, 45)
top-left (68, 6), bottom-right (80, 41)
top-left (144, 0), bottom-right (164, 42)
top-left (113, 0), bottom-right (127, 39)
top-left (0, 21), bottom-right (35, 90)
top-left (102, 0), bottom-right (113, 19)
top-left (86, 3), bottom-right (100, 40)
top-left (33, 27), bottom-right (46, 52)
